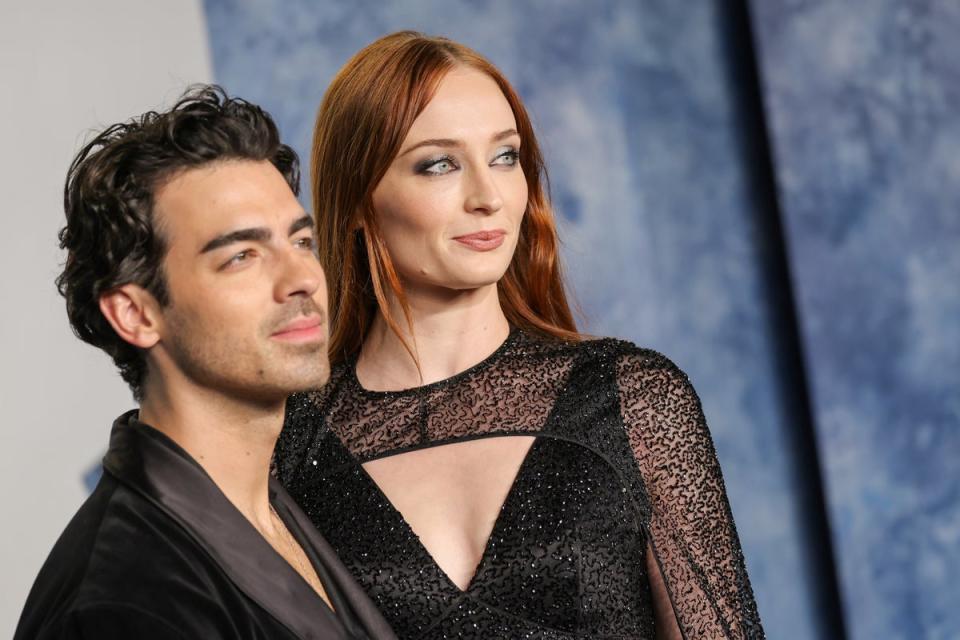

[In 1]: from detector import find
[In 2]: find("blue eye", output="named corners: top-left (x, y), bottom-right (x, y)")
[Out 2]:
top-left (492, 147), bottom-right (520, 167)
top-left (415, 155), bottom-right (459, 176)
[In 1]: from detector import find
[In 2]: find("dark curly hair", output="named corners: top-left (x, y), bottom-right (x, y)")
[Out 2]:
top-left (57, 84), bottom-right (300, 400)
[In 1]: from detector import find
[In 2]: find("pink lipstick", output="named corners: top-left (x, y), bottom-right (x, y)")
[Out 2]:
top-left (453, 229), bottom-right (506, 251)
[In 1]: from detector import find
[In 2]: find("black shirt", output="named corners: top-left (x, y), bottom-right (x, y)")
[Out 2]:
top-left (277, 330), bottom-right (764, 639)
top-left (16, 411), bottom-right (396, 640)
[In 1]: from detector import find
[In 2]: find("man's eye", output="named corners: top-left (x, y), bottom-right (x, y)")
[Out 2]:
top-left (222, 249), bottom-right (254, 269)
top-left (295, 236), bottom-right (315, 250)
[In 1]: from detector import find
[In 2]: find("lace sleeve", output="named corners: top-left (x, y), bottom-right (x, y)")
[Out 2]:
top-left (616, 348), bottom-right (764, 639)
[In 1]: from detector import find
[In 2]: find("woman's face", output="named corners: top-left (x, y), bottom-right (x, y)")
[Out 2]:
top-left (371, 67), bottom-right (528, 295)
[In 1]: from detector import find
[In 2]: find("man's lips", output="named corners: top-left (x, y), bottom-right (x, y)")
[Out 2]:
top-left (270, 315), bottom-right (324, 342)
top-left (453, 229), bottom-right (506, 251)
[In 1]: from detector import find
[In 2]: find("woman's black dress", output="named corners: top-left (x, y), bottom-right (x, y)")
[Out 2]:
top-left (276, 330), bottom-right (764, 639)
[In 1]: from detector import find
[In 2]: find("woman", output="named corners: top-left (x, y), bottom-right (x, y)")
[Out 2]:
top-left (277, 31), bottom-right (764, 639)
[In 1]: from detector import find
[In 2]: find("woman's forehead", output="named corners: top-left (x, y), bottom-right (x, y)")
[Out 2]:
top-left (406, 68), bottom-right (517, 141)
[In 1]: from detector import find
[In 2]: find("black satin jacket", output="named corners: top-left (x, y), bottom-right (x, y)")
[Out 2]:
top-left (15, 411), bottom-right (395, 640)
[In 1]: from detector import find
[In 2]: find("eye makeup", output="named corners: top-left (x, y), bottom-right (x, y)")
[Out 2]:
top-left (491, 146), bottom-right (520, 166)
top-left (413, 145), bottom-right (521, 177)
top-left (414, 154), bottom-right (459, 176)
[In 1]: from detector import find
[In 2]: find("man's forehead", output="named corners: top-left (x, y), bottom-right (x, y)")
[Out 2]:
top-left (153, 160), bottom-right (304, 245)
top-left (155, 159), bottom-right (289, 211)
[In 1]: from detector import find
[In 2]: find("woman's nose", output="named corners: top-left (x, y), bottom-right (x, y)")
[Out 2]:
top-left (464, 168), bottom-right (504, 215)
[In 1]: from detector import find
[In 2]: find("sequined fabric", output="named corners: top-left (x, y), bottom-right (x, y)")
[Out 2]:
top-left (277, 330), bottom-right (764, 639)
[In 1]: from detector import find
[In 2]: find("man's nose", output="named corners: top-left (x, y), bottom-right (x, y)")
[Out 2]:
top-left (274, 247), bottom-right (324, 302)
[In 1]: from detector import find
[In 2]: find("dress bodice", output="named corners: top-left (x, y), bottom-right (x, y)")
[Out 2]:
top-left (276, 330), bottom-right (764, 639)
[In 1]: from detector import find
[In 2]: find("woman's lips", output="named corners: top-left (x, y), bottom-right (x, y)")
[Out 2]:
top-left (453, 229), bottom-right (506, 251)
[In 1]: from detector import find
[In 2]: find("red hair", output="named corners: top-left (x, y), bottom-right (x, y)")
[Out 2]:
top-left (311, 31), bottom-right (580, 365)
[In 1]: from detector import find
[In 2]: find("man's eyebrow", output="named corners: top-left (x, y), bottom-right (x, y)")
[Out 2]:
top-left (199, 227), bottom-right (271, 254)
top-left (398, 129), bottom-right (520, 158)
top-left (289, 215), bottom-right (313, 236)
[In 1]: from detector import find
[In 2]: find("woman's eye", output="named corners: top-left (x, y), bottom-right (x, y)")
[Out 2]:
top-left (492, 148), bottom-right (520, 167)
top-left (416, 155), bottom-right (459, 176)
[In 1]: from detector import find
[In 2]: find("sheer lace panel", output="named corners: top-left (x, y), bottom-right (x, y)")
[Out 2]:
top-left (328, 330), bottom-right (573, 461)
top-left (616, 350), bottom-right (763, 639)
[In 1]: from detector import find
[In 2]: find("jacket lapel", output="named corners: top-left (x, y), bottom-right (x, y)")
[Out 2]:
top-left (102, 411), bottom-right (356, 640)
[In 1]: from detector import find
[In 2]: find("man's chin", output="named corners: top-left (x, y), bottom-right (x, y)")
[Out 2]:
top-left (210, 363), bottom-right (329, 403)
top-left (272, 336), bottom-right (327, 353)
top-left (282, 363), bottom-right (331, 394)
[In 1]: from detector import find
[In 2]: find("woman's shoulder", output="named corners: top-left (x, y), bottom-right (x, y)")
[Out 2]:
top-left (558, 334), bottom-right (689, 378)
top-left (567, 336), bottom-right (701, 412)
top-left (517, 331), bottom-right (696, 401)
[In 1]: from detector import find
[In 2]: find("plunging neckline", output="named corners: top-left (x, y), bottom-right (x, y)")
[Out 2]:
top-left (350, 433), bottom-right (544, 595)
top-left (332, 327), bottom-right (544, 594)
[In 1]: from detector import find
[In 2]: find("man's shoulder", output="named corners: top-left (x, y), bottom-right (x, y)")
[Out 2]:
top-left (16, 473), bottom-right (241, 638)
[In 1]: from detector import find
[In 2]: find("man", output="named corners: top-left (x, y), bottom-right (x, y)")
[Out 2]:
top-left (15, 86), bottom-right (395, 639)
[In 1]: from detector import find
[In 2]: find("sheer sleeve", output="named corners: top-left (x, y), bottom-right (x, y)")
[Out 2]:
top-left (616, 348), bottom-right (764, 639)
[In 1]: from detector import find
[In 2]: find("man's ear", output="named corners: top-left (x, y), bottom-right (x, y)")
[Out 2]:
top-left (99, 285), bottom-right (163, 349)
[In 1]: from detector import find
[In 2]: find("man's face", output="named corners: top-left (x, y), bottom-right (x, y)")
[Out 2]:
top-left (150, 160), bottom-right (329, 402)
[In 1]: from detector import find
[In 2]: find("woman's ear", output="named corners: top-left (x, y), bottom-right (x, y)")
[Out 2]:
top-left (98, 285), bottom-right (163, 349)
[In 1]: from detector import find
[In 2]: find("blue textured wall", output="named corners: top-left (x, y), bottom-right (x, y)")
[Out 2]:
top-left (200, 2), bottom-right (868, 638)
top-left (751, 2), bottom-right (960, 639)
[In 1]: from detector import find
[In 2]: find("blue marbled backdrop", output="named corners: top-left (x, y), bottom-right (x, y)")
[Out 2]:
top-left (751, 2), bottom-right (960, 639)
top-left (202, 1), bottom-right (835, 637)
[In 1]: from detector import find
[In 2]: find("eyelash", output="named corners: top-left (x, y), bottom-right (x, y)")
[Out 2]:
top-left (495, 149), bottom-right (520, 166)
top-left (220, 237), bottom-right (315, 270)
top-left (295, 236), bottom-right (315, 251)
top-left (223, 249), bottom-right (255, 269)
top-left (415, 148), bottom-right (520, 176)
top-left (415, 155), bottom-right (457, 175)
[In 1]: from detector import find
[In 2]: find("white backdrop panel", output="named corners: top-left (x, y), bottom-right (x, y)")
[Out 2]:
top-left (0, 2), bottom-right (212, 633)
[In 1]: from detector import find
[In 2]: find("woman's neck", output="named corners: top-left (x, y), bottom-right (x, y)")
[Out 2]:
top-left (356, 283), bottom-right (510, 391)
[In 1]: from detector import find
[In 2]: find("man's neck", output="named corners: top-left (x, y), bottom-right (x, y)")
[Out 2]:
top-left (357, 282), bottom-right (511, 391)
top-left (137, 378), bottom-right (284, 532)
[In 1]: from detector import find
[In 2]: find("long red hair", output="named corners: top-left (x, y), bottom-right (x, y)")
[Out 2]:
top-left (311, 31), bottom-right (580, 365)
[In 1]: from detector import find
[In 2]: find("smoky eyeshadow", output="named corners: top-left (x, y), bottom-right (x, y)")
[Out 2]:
top-left (413, 154), bottom-right (456, 175)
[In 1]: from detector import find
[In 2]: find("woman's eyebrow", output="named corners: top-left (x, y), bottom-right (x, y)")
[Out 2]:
top-left (398, 128), bottom-right (520, 157)
top-left (398, 138), bottom-right (461, 157)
